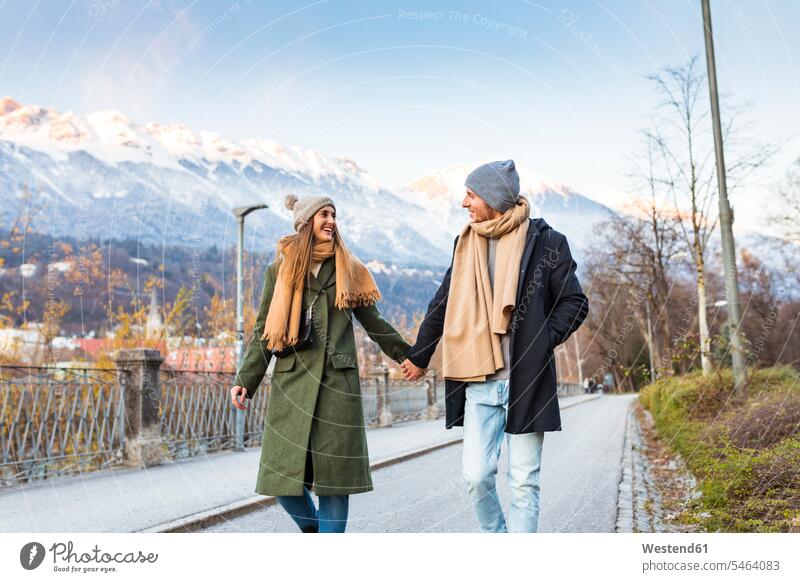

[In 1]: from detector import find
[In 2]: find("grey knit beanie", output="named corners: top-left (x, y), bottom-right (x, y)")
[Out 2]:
top-left (464, 159), bottom-right (520, 213)
top-left (285, 193), bottom-right (336, 232)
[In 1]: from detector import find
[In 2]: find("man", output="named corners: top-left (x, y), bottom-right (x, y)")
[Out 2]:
top-left (401, 159), bottom-right (589, 533)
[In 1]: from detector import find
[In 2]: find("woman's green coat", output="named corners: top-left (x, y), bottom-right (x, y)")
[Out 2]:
top-left (233, 255), bottom-right (410, 497)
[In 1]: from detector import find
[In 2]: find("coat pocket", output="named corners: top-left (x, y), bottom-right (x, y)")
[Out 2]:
top-left (332, 353), bottom-right (361, 397)
top-left (330, 352), bottom-right (357, 369)
top-left (273, 352), bottom-right (297, 373)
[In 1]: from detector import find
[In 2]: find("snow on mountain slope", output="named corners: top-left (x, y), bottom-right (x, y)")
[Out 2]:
top-left (0, 98), bottom-right (617, 266)
top-left (0, 97), bottom-right (447, 266)
top-left (399, 163), bottom-right (614, 254)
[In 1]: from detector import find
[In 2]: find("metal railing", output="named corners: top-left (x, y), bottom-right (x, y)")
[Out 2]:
top-left (158, 369), bottom-right (266, 458)
top-left (362, 377), bottom-right (440, 426)
top-left (1, 352), bottom-right (582, 488)
top-left (557, 382), bottom-right (585, 398)
top-left (155, 369), bottom-right (440, 454)
top-left (0, 365), bottom-right (127, 487)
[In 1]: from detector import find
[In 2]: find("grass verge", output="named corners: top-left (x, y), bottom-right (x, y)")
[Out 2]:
top-left (638, 365), bottom-right (800, 532)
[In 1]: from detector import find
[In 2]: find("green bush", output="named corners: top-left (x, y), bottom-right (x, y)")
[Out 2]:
top-left (639, 365), bottom-right (800, 532)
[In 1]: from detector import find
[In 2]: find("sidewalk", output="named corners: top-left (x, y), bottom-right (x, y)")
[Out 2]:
top-left (0, 393), bottom-right (599, 533)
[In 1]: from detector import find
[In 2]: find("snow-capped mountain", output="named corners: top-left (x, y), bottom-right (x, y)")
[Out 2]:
top-left (0, 97), bottom-right (613, 267)
top-left (399, 164), bottom-right (614, 253)
top-left (0, 97), bottom-right (448, 266)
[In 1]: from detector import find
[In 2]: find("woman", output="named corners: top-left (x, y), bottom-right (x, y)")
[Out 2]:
top-left (230, 193), bottom-right (410, 533)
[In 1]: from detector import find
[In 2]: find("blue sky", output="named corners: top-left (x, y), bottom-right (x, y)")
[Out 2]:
top-left (1, 0), bottom-right (798, 230)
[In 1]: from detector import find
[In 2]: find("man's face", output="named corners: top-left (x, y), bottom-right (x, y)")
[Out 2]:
top-left (461, 188), bottom-right (501, 222)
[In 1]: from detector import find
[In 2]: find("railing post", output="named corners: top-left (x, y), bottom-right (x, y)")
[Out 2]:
top-left (233, 402), bottom-right (245, 452)
top-left (114, 349), bottom-right (165, 468)
top-left (376, 365), bottom-right (393, 427)
top-left (423, 377), bottom-right (439, 419)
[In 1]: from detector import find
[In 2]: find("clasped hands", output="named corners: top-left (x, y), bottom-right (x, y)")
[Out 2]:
top-left (400, 358), bottom-right (427, 381)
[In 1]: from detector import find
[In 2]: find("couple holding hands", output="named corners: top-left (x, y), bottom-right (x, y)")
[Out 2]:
top-left (230, 159), bottom-right (589, 533)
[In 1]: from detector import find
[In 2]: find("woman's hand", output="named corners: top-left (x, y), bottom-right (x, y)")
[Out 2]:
top-left (231, 386), bottom-right (249, 410)
top-left (401, 359), bottom-right (427, 381)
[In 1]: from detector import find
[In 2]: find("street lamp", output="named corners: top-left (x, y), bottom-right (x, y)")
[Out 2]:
top-left (573, 332), bottom-right (584, 387)
top-left (233, 203), bottom-right (268, 451)
top-left (645, 300), bottom-right (656, 382)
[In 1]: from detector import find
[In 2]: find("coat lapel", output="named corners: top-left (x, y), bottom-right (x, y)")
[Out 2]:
top-left (307, 272), bottom-right (321, 292)
top-left (307, 256), bottom-right (335, 292)
top-left (514, 218), bottom-right (540, 307)
top-left (507, 218), bottom-right (541, 382)
top-left (322, 257), bottom-right (336, 289)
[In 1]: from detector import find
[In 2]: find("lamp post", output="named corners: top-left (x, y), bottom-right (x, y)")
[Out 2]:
top-left (645, 300), bottom-right (656, 382)
top-left (701, 0), bottom-right (748, 395)
top-left (233, 203), bottom-right (268, 450)
top-left (573, 332), bottom-right (584, 387)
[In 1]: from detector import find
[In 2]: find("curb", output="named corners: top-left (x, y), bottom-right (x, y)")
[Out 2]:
top-left (140, 393), bottom-right (603, 533)
top-left (615, 398), bottom-right (663, 533)
top-left (615, 402), bottom-right (636, 533)
top-left (137, 437), bottom-right (464, 533)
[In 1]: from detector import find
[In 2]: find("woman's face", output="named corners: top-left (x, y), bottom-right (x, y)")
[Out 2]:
top-left (312, 205), bottom-right (336, 242)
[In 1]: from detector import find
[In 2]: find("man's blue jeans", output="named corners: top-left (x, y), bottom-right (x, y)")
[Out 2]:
top-left (462, 378), bottom-right (545, 533)
top-left (276, 486), bottom-right (349, 533)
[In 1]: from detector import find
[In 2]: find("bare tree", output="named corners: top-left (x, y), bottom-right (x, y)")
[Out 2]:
top-left (645, 56), bottom-right (777, 376)
top-left (582, 234), bottom-right (665, 391)
top-left (771, 158), bottom-right (800, 243)
top-left (759, 160), bottom-right (799, 300)
top-left (625, 134), bottom-right (686, 375)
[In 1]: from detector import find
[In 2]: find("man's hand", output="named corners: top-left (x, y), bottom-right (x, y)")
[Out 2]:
top-left (400, 358), bottom-right (427, 381)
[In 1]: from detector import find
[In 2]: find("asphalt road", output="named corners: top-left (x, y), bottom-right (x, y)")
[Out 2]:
top-left (203, 393), bottom-right (637, 533)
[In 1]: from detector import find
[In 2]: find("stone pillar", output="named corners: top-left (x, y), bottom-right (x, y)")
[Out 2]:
top-left (375, 365), bottom-right (393, 428)
top-left (423, 377), bottom-right (439, 420)
top-left (114, 348), bottom-right (165, 468)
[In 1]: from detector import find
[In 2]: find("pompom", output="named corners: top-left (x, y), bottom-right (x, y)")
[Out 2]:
top-left (285, 193), bottom-right (298, 211)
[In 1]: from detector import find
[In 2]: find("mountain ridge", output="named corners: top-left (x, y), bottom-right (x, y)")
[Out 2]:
top-left (0, 96), bottom-right (613, 266)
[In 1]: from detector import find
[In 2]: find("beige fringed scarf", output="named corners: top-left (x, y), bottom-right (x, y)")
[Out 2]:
top-left (442, 196), bottom-right (531, 381)
top-left (261, 238), bottom-right (381, 352)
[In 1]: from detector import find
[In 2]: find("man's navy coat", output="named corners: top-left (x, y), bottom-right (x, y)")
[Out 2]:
top-left (406, 218), bottom-right (589, 433)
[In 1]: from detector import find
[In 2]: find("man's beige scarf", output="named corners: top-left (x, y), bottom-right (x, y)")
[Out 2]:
top-left (261, 238), bottom-right (381, 352)
top-left (442, 196), bottom-right (530, 381)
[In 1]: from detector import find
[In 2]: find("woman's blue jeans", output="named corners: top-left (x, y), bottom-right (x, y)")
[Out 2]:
top-left (276, 487), bottom-right (349, 533)
top-left (276, 448), bottom-right (349, 532)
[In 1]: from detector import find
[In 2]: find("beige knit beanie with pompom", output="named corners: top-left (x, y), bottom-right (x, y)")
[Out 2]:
top-left (285, 193), bottom-right (336, 232)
